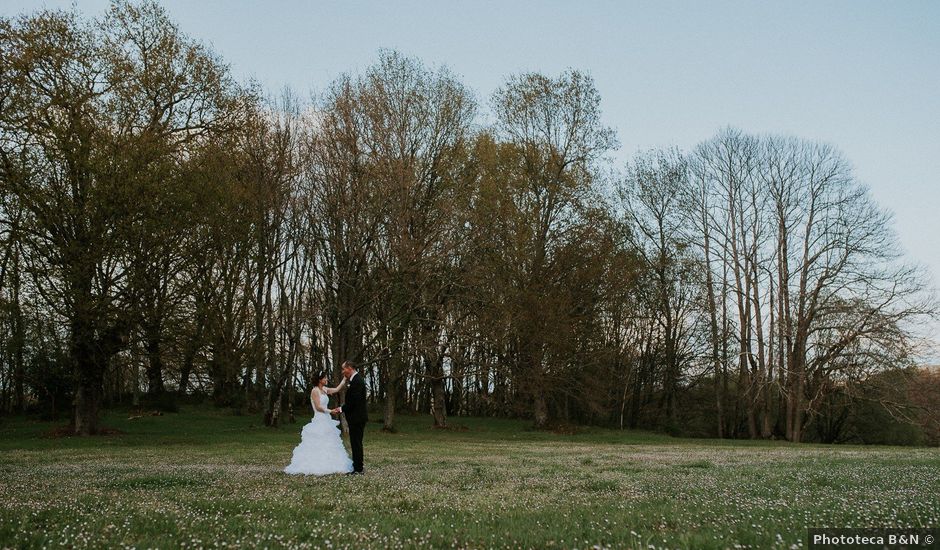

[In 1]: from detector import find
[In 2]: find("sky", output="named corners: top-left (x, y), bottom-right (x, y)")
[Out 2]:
top-left (4, 0), bottom-right (939, 357)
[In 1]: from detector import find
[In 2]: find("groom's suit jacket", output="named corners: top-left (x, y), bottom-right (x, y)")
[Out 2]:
top-left (341, 373), bottom-right (368, 425)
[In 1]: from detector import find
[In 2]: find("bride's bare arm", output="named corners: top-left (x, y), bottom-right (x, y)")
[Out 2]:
top-left (323, 377), bottom-right (347, 395)
top-left (310, 387), bottom-right (329, 413)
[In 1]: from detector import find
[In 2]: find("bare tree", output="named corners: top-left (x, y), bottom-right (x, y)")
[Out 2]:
top-left (689, 129), bottom-right (935, 441)
top-left (620, 149), bottom-right (705, 429)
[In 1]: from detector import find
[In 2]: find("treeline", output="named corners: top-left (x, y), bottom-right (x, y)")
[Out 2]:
top-left (1, 1), bottom-right (936, 442)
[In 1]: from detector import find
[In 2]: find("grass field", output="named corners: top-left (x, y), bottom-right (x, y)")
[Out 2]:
top-left (1, 407), bottom-right (938, 549)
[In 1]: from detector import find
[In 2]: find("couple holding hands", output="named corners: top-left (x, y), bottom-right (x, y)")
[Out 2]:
top-left (284, 360), bottom-right (368, 476)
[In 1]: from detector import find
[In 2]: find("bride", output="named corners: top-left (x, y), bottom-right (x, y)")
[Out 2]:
top-left (284, 371), bottom-right (353, 475)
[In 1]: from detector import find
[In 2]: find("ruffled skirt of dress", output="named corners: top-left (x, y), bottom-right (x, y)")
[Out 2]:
top-left (283, 414), bottom-right (353, 475)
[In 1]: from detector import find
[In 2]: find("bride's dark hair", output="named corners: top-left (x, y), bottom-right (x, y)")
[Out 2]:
top-left (314, 370), bottom-right (327, 384)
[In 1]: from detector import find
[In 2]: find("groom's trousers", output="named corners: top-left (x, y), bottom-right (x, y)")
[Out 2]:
top-left (349, 421), bottom-right (365, 473)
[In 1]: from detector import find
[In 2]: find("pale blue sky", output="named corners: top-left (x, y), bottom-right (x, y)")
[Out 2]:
top-left (4, 0), bottom-right (939, 354)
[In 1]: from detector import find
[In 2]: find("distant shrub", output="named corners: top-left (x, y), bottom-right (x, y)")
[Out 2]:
top-left (810, 369), bottom-right (936, 447)
top-left (142, 392), bottom-right (180, 413)
top-left (908, 369), bottom-right (940, 446)
top-left (846, 397), bottom-right (924, 446)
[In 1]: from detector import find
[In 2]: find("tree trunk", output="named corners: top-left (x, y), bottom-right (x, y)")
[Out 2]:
top-left (787, 353), bottom-right (805, 442)
top-left (382, 327), bottom-right (406, 432)
top-left (383, 376), bottom-right (397, 432)
top-left (12, 310), bottom-right (25, 414)
top-left (430, 370), bottom-right (447, 428)
top-left (702, 238), bottom-right (724, 438)
top-left (73, 377), bottom-right (101, 435)
top-left (533, 390), bottom-right (549, 429)
top-left (179, 351), bottom-right (194, 396)
top-left (71, 254), bottom-right (103, 435)
top-left (10, 246), bottom-right (25, 413)
top-left (72, 321), bottom-right (101, 435)
top-left (145, 328), bottom-right (165, 396)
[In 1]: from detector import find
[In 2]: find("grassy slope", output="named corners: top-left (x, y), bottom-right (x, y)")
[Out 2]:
top-left (0, 406), bottom-right (937, 549)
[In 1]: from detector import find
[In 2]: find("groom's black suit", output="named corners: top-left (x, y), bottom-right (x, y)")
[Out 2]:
top-left (341, 372), bottom-right (367, 473)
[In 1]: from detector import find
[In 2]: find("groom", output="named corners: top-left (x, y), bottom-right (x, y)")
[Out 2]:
top-left (331, 360), bottom-right (366, 475)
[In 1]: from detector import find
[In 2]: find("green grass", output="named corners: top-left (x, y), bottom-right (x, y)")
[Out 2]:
top-left (0, 406), bottom-right (938, 549)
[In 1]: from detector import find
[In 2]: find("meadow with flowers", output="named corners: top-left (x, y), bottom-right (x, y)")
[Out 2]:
top-left (1, 408), bottom-right (938, 549)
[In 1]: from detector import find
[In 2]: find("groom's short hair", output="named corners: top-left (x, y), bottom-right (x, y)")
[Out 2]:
top-left (342, 360), bottom-right (356, 370)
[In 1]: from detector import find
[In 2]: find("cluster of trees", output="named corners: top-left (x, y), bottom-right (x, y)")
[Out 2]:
top-left (622, 137), bottom-right (936, 442)
top-left (1, 1), bottom-right (936, 442)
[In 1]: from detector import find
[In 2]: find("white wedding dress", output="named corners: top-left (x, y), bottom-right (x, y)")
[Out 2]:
top-left (284, 391), bottom-right (353, 475)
